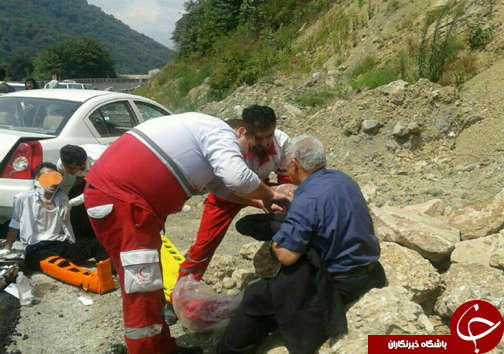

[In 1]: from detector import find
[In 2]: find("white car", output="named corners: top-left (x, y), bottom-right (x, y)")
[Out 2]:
top-left (43, 83), bottom-right (72, 89)
top-left (0, 90), bottom-right (171, 226)
top-left (6, 83), bottom-right (26, 92)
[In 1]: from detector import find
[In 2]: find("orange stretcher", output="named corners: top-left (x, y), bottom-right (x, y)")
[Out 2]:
top-left (40, 256), bottom-right (115, 294)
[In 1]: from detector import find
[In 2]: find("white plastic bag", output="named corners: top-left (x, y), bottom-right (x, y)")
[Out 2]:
top-left (172, 275), bottom-right (243, 332)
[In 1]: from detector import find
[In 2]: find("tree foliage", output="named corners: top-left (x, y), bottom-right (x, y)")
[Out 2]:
top-left (0, 0), bottom-right (175, 75)
top-left (172, 0), bottom-right (244, 57)
top-left (170, 0), bottom-right (331, 98)
top-left (32, 37), bottom-right (116, 79)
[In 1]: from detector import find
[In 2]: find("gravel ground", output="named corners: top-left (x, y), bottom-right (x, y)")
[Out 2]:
top-left (1, 194), bottom-right (260, 354)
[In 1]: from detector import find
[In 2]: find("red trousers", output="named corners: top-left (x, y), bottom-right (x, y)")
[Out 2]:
top-left (85, 187), bottom-right (178, 354)
top-left (178, 194), bottom-right (246, 281)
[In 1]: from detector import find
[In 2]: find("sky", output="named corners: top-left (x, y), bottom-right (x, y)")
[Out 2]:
top-left (87, 0), bottom-right (186, 49)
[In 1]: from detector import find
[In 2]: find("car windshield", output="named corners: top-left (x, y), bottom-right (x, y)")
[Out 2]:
top-left (68, 84), bottom-right (83, 89)
top-left (0, 97), bottom-right (81, 135)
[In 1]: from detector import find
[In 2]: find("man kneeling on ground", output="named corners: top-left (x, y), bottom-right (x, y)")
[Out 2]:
top-left (216, 136), bottom-right (386, 354)
top-left (0, 162), bottom-right (114, 294)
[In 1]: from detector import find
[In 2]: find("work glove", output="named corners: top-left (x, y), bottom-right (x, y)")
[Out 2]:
top-left (0, 249), bottom-right (11, 257)
top-left (59, 203), bottom-right (72, 222)
top-left (69, 194), bottom-right (84, 207)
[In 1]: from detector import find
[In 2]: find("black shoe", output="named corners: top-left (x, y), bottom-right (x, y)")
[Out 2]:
top-left (110, 343), bottom-right (128, 354)
top-left (165, 302), bottom-right (179, 326)
top-left (177, 346), bottom-right (203, 354)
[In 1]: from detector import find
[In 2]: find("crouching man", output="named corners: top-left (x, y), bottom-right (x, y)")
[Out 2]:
top-left (0, 162), bottom-right (114, 294)
top-left (216, 136), bottom-right (386, 354)
top-left (57, 144), bottom-right (107, 240)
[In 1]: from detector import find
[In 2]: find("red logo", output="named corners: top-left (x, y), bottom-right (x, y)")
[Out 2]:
top-left (450, 300), bottom-right (503, 353)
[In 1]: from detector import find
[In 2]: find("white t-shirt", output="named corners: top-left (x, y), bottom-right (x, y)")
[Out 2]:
top-left (9, 190), bottom-right (75, 247)
top-left (33, 206), bottom-right (66, 244)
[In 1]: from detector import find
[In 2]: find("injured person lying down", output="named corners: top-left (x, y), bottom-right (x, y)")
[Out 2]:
top-left (0, 162), bottom-right (114, 294)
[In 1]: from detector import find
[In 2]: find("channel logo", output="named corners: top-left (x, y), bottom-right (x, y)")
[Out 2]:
top-left (368, 300), bottom-right (503, 353)
top-left (451, 300), bottom-right (503, 353)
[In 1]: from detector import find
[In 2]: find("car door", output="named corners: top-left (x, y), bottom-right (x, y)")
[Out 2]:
top-left (85, 100), bottom-right (140, 145)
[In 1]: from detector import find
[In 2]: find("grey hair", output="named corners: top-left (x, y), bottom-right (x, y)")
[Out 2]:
top-left (286, 135), bottom-right (326, 172)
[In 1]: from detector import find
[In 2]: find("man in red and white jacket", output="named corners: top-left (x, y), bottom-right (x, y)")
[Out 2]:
top-left (175, 105), bottom-right (294, 282)
top-left (84, 113), bottom-right (290, 354)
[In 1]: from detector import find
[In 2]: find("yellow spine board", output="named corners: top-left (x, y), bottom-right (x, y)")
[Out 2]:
top-left (160, 235), bottom-right (185, 300)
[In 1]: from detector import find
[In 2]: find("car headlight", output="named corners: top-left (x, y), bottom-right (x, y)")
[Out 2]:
top-left (13, 157), bottom-right (29, 171)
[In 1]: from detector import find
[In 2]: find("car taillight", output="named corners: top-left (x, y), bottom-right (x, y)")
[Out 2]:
top-left (1, 141), bottom-right (43, 179)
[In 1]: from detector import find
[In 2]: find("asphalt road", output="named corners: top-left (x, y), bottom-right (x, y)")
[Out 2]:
top-left (0, 292), bottom-right (20, 354)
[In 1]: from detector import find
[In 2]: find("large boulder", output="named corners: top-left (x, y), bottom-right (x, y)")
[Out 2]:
top-left (489, 233), bottom-right (504, 270)
top-left (404, 199), bottom-right (444, 218)
top-left (442, 196), bottom-right (504, 240)
top-left (450, 233), bottom-right (502, 269)
top-left (328, 287), bottom-right (432, 354)
top-left (371, 206), bottom-right (460, 264)
top-left (380, 242), bottom-right (440, 308)
top-left (434, 263), bottom-right (504, 319)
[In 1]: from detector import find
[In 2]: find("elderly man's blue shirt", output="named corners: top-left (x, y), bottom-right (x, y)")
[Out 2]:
top-left (272, 168), bottom-right (380, 273)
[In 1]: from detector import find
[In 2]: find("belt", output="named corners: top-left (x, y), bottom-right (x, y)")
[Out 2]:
top-left (85, 183), bottom-right (96, 189)
top-left (331, 261), bottom-right (378, 279)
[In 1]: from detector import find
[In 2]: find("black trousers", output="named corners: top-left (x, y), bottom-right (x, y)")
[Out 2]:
top-left (24, 240), bottom-right (109, 271)
top-left (68, 179), bottom-right (96, 241)
top-left (218, 213), bottom-right (387, 354)
top-left (216, 263), bottom-right (386, 354)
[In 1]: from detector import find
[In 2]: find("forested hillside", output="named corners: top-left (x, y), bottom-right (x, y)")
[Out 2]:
top-left (0, 0), bottom-right (175, 76)
top-left (137, 0), bottom-right (501, 112)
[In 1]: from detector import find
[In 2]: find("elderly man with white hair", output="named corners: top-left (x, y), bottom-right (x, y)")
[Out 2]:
top-left (216, 135), bottom-right (386, 354)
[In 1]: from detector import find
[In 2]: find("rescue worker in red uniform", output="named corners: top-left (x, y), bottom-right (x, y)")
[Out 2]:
top-left (176, 105), bottom-right (294, 281)
top-left (165, 105), bottom-right (295, 325)
top-left (84, 113), bottom-right (291, 354)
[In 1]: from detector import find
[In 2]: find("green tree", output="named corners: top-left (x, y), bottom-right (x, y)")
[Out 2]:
top-left (172, 0), bottom-right (244, 57)
top-left (33, 37), bottom-right (116, 79)
top-left (7, 54), bottom-right (34, 81)
top-left (0, 63), bottom-right (6, 80)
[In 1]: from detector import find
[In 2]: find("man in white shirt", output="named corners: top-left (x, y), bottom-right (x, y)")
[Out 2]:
top-left (84, 113), bottom-right (291, 354)
top-left (57, 144), bottom-right (106, 240)
top-left (0, 162), bottom-right (113, 294)
top-left (47, 74), bottom-right (59, 89)
top-left (175, 106), bottom-right (294, 283)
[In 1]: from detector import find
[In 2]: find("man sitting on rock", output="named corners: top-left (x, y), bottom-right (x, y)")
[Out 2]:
top-left (216, 135), bottom-right (386, 354)
top-left (0, 162), bottom-right (114, 294)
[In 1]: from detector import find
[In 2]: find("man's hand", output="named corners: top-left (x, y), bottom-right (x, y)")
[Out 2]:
top-left (272, 184), bottom-right (297, 198)
top-left (263, 191), bottom-right (292, 213)
top-left (60, 203), bottom-right (72, 221)
top-left (255, 199), bottom-right (284, 214)
top-left (0, 249), bottom-right (11, 257)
